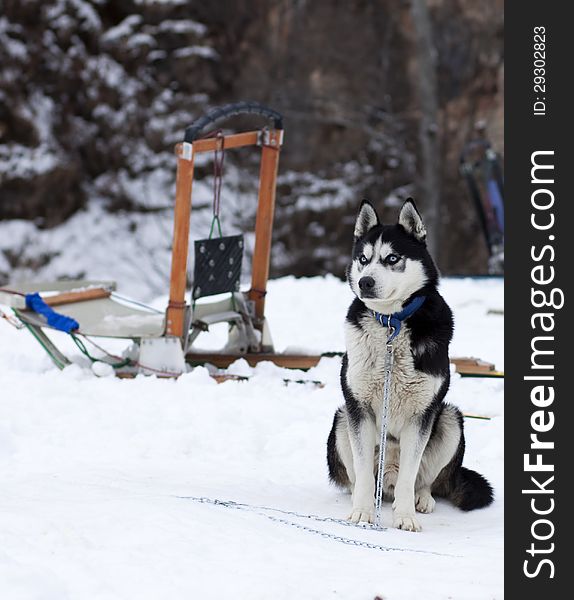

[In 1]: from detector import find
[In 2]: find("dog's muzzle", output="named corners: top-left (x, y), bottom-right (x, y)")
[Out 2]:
top-left (359, 276), bottom-right (376, 298)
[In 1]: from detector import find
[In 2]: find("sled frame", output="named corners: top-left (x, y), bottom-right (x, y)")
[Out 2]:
top-left (166, 128), bottom-right (283, 344)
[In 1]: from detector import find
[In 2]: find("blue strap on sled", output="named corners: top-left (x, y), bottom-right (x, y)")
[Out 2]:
top-left (373, 296), bottom-right (426, 341)
top-left (25, 293), bottom-right (79, 334)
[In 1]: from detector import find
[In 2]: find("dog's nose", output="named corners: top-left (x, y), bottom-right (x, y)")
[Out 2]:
top-left (358, 276), bottom-right (375, 292)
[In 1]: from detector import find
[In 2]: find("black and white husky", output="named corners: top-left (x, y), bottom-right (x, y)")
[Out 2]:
top-left (327, 198), bottom-right (493, 532)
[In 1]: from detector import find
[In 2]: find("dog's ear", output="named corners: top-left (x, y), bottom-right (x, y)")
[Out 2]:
top-left (398, 198), bottom-right (426, 242)
top-left (354, 200), bottom-right (379, 239)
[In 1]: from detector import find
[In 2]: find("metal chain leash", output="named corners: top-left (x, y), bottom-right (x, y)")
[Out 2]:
top-left (177, 494), bottom-right (368, 528)
top-left (375, 329), bottom-right (395, 528)
top-left (175, 495), bottom-right (457, 557)
top-left (171, 326), bottom-right (432, 556)
top-left (209, 130), bottom-right (225, 239)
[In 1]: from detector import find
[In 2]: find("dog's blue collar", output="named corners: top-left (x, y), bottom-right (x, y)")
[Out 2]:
top-left (373, 296), bottom-right (426, 342)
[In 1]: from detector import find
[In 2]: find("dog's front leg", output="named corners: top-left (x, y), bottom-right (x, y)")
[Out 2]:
top-left (393, 418), bottom-right (430, 532)
top-left (347, 415), bottom-right (377, 523)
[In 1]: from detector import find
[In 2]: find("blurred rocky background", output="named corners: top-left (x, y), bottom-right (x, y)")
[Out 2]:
top-left (0, 0), bottom-right (503, 298)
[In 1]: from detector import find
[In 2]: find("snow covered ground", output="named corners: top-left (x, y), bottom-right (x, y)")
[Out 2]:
top-left (0, 276), bottom-right (503, 600)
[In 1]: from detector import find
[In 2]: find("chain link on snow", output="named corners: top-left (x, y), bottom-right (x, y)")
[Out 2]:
top-left (177, 495), bottom-right (370, 528)
top-left (175, 495), bottom-right (458, 557)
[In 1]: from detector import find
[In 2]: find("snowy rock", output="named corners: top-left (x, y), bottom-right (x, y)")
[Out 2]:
top-left (91, 360), bottom-right (115, 378)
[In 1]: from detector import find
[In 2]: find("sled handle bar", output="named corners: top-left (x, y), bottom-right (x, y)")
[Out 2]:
top-left (184, 101), bottom-right (283, 143)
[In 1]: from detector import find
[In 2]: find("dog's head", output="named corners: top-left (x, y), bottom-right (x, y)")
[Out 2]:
top-left (347, 198), bottom-right (438, 313)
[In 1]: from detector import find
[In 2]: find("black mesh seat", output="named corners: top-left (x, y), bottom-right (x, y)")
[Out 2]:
top-left (192, 235), bottom-right (244, 301)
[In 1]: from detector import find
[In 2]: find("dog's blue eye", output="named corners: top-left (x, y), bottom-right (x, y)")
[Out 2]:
top-left (385, 254), bottom-right (400, 265)
top-left (359, 254), bottom-right (369, 265)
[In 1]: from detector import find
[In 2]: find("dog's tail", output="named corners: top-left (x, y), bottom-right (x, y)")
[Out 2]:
top-left (447, 466), bottom-right (494, 511)
top-left (327, 407), bottom-right (351, 489)
top-left (431, 404), bottom-right (494, 511)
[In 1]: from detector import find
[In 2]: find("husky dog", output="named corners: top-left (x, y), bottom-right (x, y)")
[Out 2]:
top-left (327, 198), bottom-right (493, 532)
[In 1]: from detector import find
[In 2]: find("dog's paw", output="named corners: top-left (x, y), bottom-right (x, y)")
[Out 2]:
top-left (392, 513), bottom-right (422, 532)
top-left (348, 508), bottom-right (374, 524)
top-left (415, 490), bottom-right (436, 514)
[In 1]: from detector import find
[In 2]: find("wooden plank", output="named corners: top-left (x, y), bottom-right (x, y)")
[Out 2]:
top-left (187, 353), bottom-right (503, 375)
top-left (190, 131), bottom-right (259, 153)
top-left (248, 131), bottom-right (282, 326)
top-left (186, 352), bottom-right (321, 370)
top-left (451, 357), bottom-right (495, 369)
top-left (463, 413), bottom-right (492, 420)
top-left (43, 288), bottom-right (111, 307)
top-left (450, 356), bottom-right (495, 374)
top-left (166, 146), bottom-right (195, 338)
top-left (459, 370), bottom-right (504, 379)
top-left (117, 354), bottom-right (502, 380)
top-left (456, 364), bottom-right (494, 375)
top-left (450, 356), bottom-right (503, 378)
top-left (2, 280), bottom-right (117, 294)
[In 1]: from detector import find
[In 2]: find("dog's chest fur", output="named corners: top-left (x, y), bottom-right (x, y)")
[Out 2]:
top-left (344, 315), bottom-right (443, 435)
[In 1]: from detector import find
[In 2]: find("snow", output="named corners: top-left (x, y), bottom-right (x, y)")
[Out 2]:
top-left (157, 19), bottom-right (207, 37)
top-left (85, 55), bottom-right (141, 96)
top-left (134, 0), bottom-right (189, 5)
top-left (278, 169), bottom-right (363, 213)
top-left (101, 15), bottom-right (143, 44)
top-left (0, 92), bottom-right (59, 179)
top-left (0, 17), bottom-right (27, 60)
top-left (173, 46), bottom-right (218, 60)
top-left (0, 143), bottom-right (60, 179)
top-left (0, 276), bottom-right (503, 599)
top-left (45, 0), bottom-right (102, 34)
top-left (126, 33), bottom-right (156, 50)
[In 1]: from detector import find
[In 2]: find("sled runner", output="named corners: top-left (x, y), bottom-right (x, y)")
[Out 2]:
top-left (0, 102), bottom-right (325, 376)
